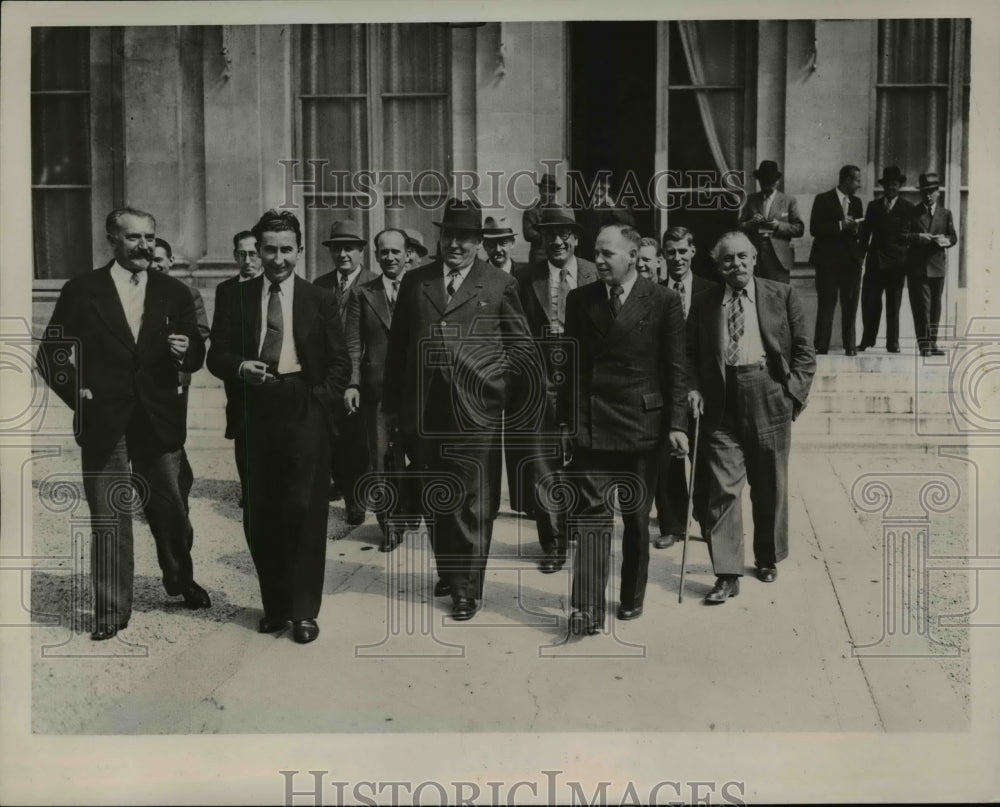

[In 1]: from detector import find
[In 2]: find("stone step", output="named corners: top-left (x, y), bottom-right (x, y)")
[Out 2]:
top-left (793, 411), bottom-right (961, 437)
top-left (808, 391), bottom-right (953, 415)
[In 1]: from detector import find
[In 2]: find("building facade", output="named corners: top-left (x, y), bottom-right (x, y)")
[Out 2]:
top-left (32, 19), bottom-right (971, 336)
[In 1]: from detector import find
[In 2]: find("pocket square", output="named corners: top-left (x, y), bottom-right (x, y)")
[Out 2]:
top-left (477, 300), bottom-right (488, 308)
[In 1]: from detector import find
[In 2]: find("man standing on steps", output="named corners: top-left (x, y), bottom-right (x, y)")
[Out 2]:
top-left (857, 166), bottom-right (914, 354)
top-left (652, 226), bottom-right (715, 551)
top-left (214, 230), bottom-right (263, 508)
top-left (315, 220), bottom-right (376, 524)
top-left (514, 205), bottom-right (597, 574)
top-left (208, 209), bottom-right (351, 644)
top-left (902, 172), bottom-right (958, 357)
top-left (150, 236), bottom-right (211, 514)
top-left (809, 165), bottom-right (864, 356)
top-left (37, 207), bottom-right (211, 641)
top-left (738, 160), bottom-right (803, 284)
top-left (687, 232), bottom-right (815, 605)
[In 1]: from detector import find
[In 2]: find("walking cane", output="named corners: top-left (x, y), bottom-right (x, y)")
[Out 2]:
top-left (678, 411), bottom-right (701, 604)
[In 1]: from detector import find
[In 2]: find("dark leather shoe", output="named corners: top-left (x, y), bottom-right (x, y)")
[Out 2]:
top-left (328, 483), bottom-right (343, 502)
top-left (705, 576), bottom-right (740, 604)
top-left (568, 608), bottom-right (604, 636)
top-left (929, 348), bottom-right (945, 356)
top-left (182, 582), bottom-right (211, 609)
top-left (845, 348), bottom-right (858, 356)
top-left (887, 345), bottom-right (900, 353)
top-left (538, 552), bottom-right (566, 574)
top-left (654, 533), bottom-right (679, 549)
top-left (90, 620), bottom-right (128, 641)
top-left (451, 598), bottom-right (478, 621)
top-left (616, 604), bottom-right (643, 621)
top-left (258, 616), bottom-right (287, 633)
top-left (816, 349), bottom-right (828, 355)
top-left (433, 578), bottom-right (452, 597)
top-left (292, 619), bottom-right (319, 644)
top-left (346, 504), bottom-right (366, 525)
top-left (756, 566), bottom-right (778, 583)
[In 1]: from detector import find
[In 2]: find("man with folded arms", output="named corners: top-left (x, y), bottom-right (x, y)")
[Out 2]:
top-left (686, 232), bottom-right (815, 604)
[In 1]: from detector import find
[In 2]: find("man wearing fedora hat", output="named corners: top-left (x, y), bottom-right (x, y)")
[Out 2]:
top-left (315, 220), bottom-right (377, 524)
top-left (522, 172), bottom-right (561, 265)
top-left (383, 197), bottom-right (536, 621)
top-left (482, 216), bottom-right (526, 276)
top-left (738, 160), bottom-right (804, 284)
top-left (809, 165), bottom-right (865, 355)
top-left (513, 205), bottom-right (598, 572)
top-left (903, 172), bottom-right (957, 356)
top-left (404, 227), bottom-right (430, 270)
top-left (856, 166), bottom-right (915, 353)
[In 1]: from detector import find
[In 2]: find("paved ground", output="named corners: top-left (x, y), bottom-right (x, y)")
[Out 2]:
top-left (28, 442), bottom-right (973, 737)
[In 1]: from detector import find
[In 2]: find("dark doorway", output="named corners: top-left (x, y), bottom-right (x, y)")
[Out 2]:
top-left (569, 22), bottom-right (657, 242)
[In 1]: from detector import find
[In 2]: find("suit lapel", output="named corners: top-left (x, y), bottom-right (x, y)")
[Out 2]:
top-left (605, 278), bottom-right (653, 346)
top-left (242, 275), bottom-right (264, 360)
top-left (90, 264), bottom-right (138, 352)
top-left (755, 280), bottom-right (782, 355)
top-left (420, 264), bottom-right (448, 317)
top-left (366, 282), bottom-right (392, 331)
top-left (136, 272), bottom-right (166, 350)
top-left (291, 275), bottom-right (313, 363)
top-left (584, 281), bottom-right (613, 338)
top-left (531, 265), bottom-right (551, 323)
top-left (577, 260), bottom-right (598, 285)
top-left (710, 285), bottom-right (726, 381)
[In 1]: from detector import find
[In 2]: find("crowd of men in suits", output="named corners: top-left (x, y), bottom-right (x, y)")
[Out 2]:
top-left (37, 157), bottom-right (956, 644)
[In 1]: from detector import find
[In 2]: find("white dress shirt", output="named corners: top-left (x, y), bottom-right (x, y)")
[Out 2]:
top-left (443, 262), bottom-right (473, 294)
top-left (723, 279), bottom-right (766, 366)
top-left (382, 273), bottom-right (402, 306)
top-left (109, 261), bottom-right (147, 342)
top-left (258, 273), bottom-right (302, 374)
top-left (605, 269), bottom-right (638, 307)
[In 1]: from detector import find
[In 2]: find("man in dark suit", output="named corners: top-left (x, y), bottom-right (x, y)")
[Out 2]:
top-left (344, 228), bottom-right (416, 552)
top-left (37, 207), bottom-right (210, 641)
top-left (857, 166), bottom-right (914, 354)
top-left (903, 172), bottom-right (958, 356)
top-left (513, 206), bottom-right (598, 573)
top-left (738, 160), bottom-right (804, 284)
top-left (558, 222), bottom-right (688, 635)
top-left (382, 197), bottom-right (536, 621)
top-left (687, 232), bottom-right (816, 604)
top-left (208, 209), bottom-right (351, 643)
top-left (213, 230), bottom-right (263, 506)
top-left (653, 226), bottom-right (715, 550)
top-left (150, 237), bottom-right (210, 514)
top-left (576, 173), bottom-right (636, 262)
top-left (809, 164), bottom-right (864, 355)
top-left (522, 172), bottom-right (560, 265)
top-left (314, 219), bottom-right (376, 524)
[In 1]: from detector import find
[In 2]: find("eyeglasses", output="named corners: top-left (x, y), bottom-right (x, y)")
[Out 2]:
top-left (236, 251), bottom-right (258, 260)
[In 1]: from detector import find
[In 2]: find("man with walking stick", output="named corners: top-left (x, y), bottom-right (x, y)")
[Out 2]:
top-left (685, 232), bottom-right (815, 604)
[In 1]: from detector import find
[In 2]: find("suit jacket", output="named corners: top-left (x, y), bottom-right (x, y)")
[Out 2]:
top-left (178, 285), bottom-right (211, 389)
top-left (212, 276), bottom-right (247, 439)
top-left (513, 258), bottom-right (599, 339)
top-left (903, 203), bottom-right (957, 278)
top-left (36, 262), bottom-right (206, 452)
top-left (738, 190), bottom-right (804, 274)
top-left (315, 266), bottom-right (378, 322)
top-left (660, 273), bottom-right (717, 319)
top-left (686, 277), bottom-right (816, 433)
top-left (522, 204), bottom-right (547, 265)
top-left (858, 196), bottom-right (915, 275)
top-left (207, 274), bottom-right (352, 430)
top-left (809, 188), bottom-right (864, 268)
top-left (382, 258), bottom-right (536, 436)
top-left (557, 276), bottom-right (687, 453)
top-left (345, 275), bottom-right (396, 405)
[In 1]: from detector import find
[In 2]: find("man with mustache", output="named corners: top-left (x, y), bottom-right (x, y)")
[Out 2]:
top-left (315, 220), bottom-right (376, 525)
top-left (37, 207), bottom-right (210, 641)
top-left (686, 232), bottom-right (815, 604)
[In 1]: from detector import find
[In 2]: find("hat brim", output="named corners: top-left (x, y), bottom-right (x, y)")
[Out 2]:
top-left (432, 221), bottom-right (483, 233)
top-left (408, 244), bottom-right (429, 257)
top-left (918, 183), bottom-right (940, 191)
top-left (878, 176), bottom-right (906, 185)
top-left (482, 230), bottom-right (519, 240)
top-left (753, 171), bottom-right (782, 181)
top-left (322, 237), bottom-right (366, 246)
top-left (535, 221), bottom-right (583, 233)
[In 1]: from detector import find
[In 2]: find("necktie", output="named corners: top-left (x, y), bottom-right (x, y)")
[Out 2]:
top-left (674, 280), bottom-right (687, 318)
top-left (763, 193), bottom-right (773, 219)
top-left (338, 273), bottom-right (349, 296)
top-left (556, 268), bottom-right (571, 325)
top-left (842, 195), bottom-right (850, 217)
top-left (260, 282), bottom-right (283, 373)
top-left (126, 271), bottom-right (143, 341)
top-left (446, 269), bottom-right (461, 302)
top-left (609, 284), bottom-right (624, 317)
top-left (388, 279), bottom-right (399, 313)
top-left (726, 290), bottom-right (745, 366)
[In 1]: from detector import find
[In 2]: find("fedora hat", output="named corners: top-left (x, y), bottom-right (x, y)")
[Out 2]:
top-left (482, 215), bottom-right (518, 240)
top-left (753, 160), bottom-right (782, 183)
top-left (535, 205), bottom-right (583, 233)
top-left (403, 228), bottom-right (428, 257)
top-left (433, 197), bottom-right (483, 233)
top-left (538, 172), bottom-right (560, 191)
top-left (878, 166), bottom-right (907, 186)
top-left (917, 172), bottom-right (942, 191)
top-left (322, 219), bottom-right (366, 246)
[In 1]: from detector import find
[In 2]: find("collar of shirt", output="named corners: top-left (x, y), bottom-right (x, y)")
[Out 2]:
top-left (495, 258), bottom-right (513, 274)
top-left (338, 265), bottom-right (362, 288)
top-left (605, 270), bottom-right (638, 303)
top-left (723, 278), bottom-right (755, 306)
top-left (669, 269), bottom-right (693, 289)
top-left (548, 256), bottom-right (578, 285)
top-left (836, 188), bottom-right (850, 211)
top-left (266, 271), bottom-right (296, 297)
top-left (110, 260), bottom-right (147, 288)
top-left (381, 273), bottom-right (401, 296)
top-left (443, 262), bottom-right (474, 281)
top-left (885, 197), bottom-right (896, 211)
